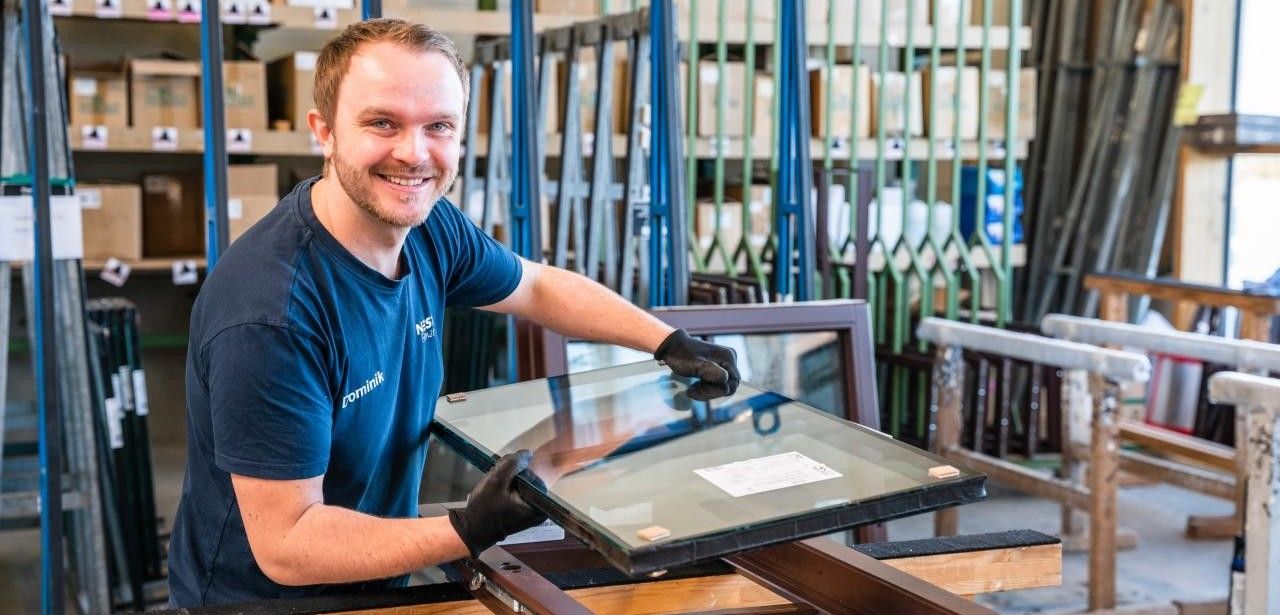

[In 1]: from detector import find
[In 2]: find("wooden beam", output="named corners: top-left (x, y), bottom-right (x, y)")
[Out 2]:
top-left (1118, 449), bottom-right (1236, 500)
top-left (942, 447), bottom-right (1093, 511)
top-left (1088, 374), bottom-right (1121, 611)
top-left (1119, 420), bottom-right (1236, 473)
top-left (881, 543), bottom-right (1062, 596)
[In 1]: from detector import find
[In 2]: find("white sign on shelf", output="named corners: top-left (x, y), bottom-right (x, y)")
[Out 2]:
top-left (228, 198), bottom-right (244, 220)
top-left (287, 0), bottom-right (353, 8)
top-left (100, 257), bottom-right (131, 287)
top-left (146, 0), bottom-right (174, 20)
top-left (49, 0), bottom-right (73, 16)
top-left (0, 196), bottom-right (85, 262)
top-left (152, 126), bottom-right (179, 151)
top-left (81, 124), bottom-right (109, 149)
top-left (172, 259), bottom-right (199, 285)
top-left (247, 0), bottom-right (271, 24)
top-left (694, 451), bottom-right (842, 498)
top-left (176, 0), bottom-right (201, 22)
top-left (227, 128), bottom-right (253, 152)
top-left (314, 6), bottom-right (337, 29)
top-left (95, 0), bottom-right (123, 19)
top-left (222, 0), bottom-right (247, 23)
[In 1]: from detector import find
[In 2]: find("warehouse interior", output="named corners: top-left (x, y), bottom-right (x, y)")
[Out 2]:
top-left (3, 0), bottom-right (1280, 613)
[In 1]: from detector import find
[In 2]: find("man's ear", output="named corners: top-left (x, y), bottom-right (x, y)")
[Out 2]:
top-left (306, 109), bottom-right (335, 159)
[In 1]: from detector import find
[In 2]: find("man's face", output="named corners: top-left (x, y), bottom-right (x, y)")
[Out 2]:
top-left (324, 42), bottom-right (464, 228)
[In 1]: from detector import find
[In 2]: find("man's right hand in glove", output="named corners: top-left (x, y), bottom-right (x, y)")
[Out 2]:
top-left (448, 450), bottom-right (548, 558)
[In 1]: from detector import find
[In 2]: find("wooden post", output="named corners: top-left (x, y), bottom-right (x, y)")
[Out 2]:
top-left (931, 344), bottom-right (965, 537)
top-left (1060, 369), bottom-right (1090, 537)
top-left (1087, 373), bottom-right (1120, 611)
top-left (1098, 289), bottom-right (1128, 323)
top-left (1244, 404), bottom-right (1279, 615)
top-left (1239, 311), bottom-right (1272, 343)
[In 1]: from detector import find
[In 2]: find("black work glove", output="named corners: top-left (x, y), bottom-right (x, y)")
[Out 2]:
top-left (654, 329), bottom-right (741, 401)
top-left (447, 450), bottom-right (547, 558)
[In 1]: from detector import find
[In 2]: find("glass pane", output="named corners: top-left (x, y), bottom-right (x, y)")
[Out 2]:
top-left (433, 361), bottom-right (983, 573)
top-left (567, 330), bottom-right (846, 416)
top-left (1227, 155), bottom-right (1280, 288)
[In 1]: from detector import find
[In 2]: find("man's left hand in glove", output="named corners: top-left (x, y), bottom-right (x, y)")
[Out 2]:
top-left (654, 329), bottom-right (741, 400)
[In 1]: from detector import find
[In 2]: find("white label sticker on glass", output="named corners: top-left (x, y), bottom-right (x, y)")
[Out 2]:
top-left (152, 126), bottom-right (179, 151)
top-left (105, 397), bottom-right (124, 449)
top-left (172, 259), bottom-right (199, 285)
top-left (694, 451), bottom-right (842, 498)
top-left (146, 0), bottom-right (174, 20)
top-left (228, 198), bottom-right (243, 219)
top-left (79, 190), bottom-right (103, 210)
top-left (81, 124), bottom-right (109, 149)
top-left (0, 196), bottom-right (83, 261)
top-left (133, 370), bottom-right (150, 416)
top-left (100, 257), bottom-right (131, 287)
top-left (96, 0), bottom-right (123, 18)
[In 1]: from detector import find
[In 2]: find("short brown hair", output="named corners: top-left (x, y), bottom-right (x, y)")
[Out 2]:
top-left (313, 18), bottom-right (470, 123)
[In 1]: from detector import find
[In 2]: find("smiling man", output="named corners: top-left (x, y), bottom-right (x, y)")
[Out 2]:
top-left (166, 19), bottom-right (740, 607)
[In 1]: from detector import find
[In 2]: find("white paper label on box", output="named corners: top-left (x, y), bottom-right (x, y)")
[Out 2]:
top-left (73, 78), bottom-right (98, 97)
top-left (222, 0), bottom-right (247, 23)
top-left (0, 196), bottom-right (83, 261)
top-left (694, 451), bottom-right (842, 498)
top-left (172, 259), bottom-right (199, 285)
top-left (247, 0), bottom-right (271, 24)
top-left (49, 0), bottom-right (73, 16)
top-left (497, 519), bottom-right (565, 546)
top-left (133, 370), bottom-right (150, 416)
top-left (228, 198), bottom-right (244, 220)
top-left (227, 128), bottom-right (253, 152)
top-left (79, 189), bottom-right (103, 210)
top-left (177, 0), bottom-right (201, 22)
top-left (81, 124), bottom-right (108, 149)
top-left (295, 51), bottom-right (318, 71)
top-left (314, 6), bottom-right (337, 28)
top-left (96, 0), bottom-right (123, 18)
top-left (146, 0), bottom-right (174, 20)
top-left (100, 257), bottom-right (131, 287)
top-left (152, 126), bottom-right (179, 151)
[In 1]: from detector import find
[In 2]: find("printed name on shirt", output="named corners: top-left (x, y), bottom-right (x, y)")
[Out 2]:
top-left (414, 315), bottom-right (434, 341)
top-left (341, 370), bottom-right (385, 408)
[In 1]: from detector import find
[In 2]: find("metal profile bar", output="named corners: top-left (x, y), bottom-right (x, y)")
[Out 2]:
top-left (510, 0), bottom-right (542, 261)
top-left (362, 0), bottom-right (381, 19)
top-left (917, 318), bottom-right (1150, 383)
top-left (772, 0), bottom-right (814, 301)
top-left (649, 0), bottom-right (689, 306)
top-left (20, 0), bottom-right (63, 610)
top-left (200, 0), bottom-right (229, 270)
top-left (1042, 314), bottom-right (1280, 372)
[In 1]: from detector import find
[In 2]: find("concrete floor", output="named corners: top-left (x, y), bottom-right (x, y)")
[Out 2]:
top-left (0, 447), bottom-right (1235, 614)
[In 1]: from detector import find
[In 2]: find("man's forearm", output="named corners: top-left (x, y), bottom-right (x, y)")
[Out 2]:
top-left (258, 504), bottom-right (467, 586)
top-left (526, 265), bottom-right (673, 353)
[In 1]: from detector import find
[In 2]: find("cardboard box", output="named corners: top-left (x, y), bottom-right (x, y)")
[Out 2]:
top-left (223, 61), bottom-right (267, 130)
top-left (725, 184), bottom-right (773, 244)
top-left (130, 59), bottom-right (201, 128)
top-left (535, 0), bottom-right (595, 14)
top-left (68, 68), bottom-right (128, 128)
top-left (923, 66), bottom-right (979, 140)
top-left (477, 59), bottom-right (560, 134)
top-left (933, 0), bottom-right (968, 26)
top-left (753, 73), bottom-right (774, 143)
top-left (78, 183), bottom-right (143, 260)
top-left (268, 52), bottom-right (317, 132)
top-left (810, 64), bottom-right (871, 139)
top-left (871, 71), bottom-right (924, 136)
top-left (142, 172), bottom-right (204, 257)
top-left (695, 200), bottom-right (744, 256)
top-left (697, 61), bottom-right (748, 138)
top-left (984, 68), bottom-right (1036, 139)
top-left (816, 0), bottom-right (928, 33)
top-left (555, 48), bottom-right (629, 138)
top-left (227, 163), bottom-right (279, 243)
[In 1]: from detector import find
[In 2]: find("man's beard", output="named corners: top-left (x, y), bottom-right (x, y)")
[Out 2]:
top-left (329, 139), bottom-right (456, 228)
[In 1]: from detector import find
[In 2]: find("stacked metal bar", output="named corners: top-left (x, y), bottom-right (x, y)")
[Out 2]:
top-left (1022, 0), bottom-right (1184, 323)
top-left (86, 299), bottom-right (162, 611)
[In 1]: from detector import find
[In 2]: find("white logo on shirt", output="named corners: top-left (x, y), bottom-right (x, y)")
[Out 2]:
top-left (341, 371), bottom-right (385, 409)
top-left (414, 315), bottom-right (434, 341)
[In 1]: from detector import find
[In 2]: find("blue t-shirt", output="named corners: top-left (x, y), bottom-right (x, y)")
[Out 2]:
top-left (167, 177), bottom-right (522, 607)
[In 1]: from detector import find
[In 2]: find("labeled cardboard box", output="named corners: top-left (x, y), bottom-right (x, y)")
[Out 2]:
top-left (923, 66), bottom-right (979, 140)
top-left (130, 59), bottom-right (201, 128)
top-left (697, 61), bottom-right (748, 138)
top-left (535, 0), bottom-right (596, 14)
top-left (223, 61), bottom-right (268, 130)
top-left (78, 183), bottom-right (143, 260)
top-left (227, 164), bottom-right (279, 243)
top-left (871, 71), bottom-right (924, 136)
top-left (984, 68), bottom-right (1037, 140)
top-left (268, 52), bottom-right (317, 132)
top-left (809, 63), bottom-right (871, 139)
top-left (68, 67), bottom-right (128, 128)
top-left (142, 171), bottom-right (204, 257)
